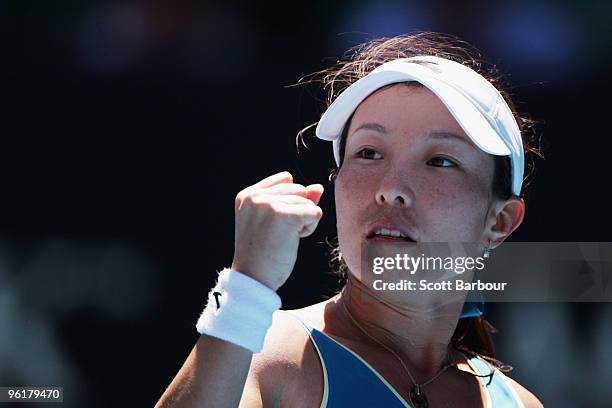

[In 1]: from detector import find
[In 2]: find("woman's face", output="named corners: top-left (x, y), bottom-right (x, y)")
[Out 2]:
top-left (335, 83), bottom-right (498, 279)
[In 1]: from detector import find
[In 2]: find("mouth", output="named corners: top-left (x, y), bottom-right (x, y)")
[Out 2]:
top-left (366, 227), bottom-right (416, 243)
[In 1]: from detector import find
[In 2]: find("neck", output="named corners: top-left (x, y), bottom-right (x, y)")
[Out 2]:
top-left (333, 273), bottom-right (464, 381)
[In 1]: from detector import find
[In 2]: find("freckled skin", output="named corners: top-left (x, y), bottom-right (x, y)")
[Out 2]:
top-left (334, 84), bottom-right (497, 278)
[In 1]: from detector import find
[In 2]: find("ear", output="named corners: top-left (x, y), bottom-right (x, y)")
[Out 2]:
top-left (484, 195), bottom-right (525, 249)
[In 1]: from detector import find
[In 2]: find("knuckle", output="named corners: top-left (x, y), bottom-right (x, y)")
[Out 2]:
top-left (269, 201), bottom-right (285, 216)
top-left (241, 193), bottom-right (255, 206)
top-left (235, 191), bottom-right (244, 204)
top-left (235, 194), bottom-right (245, 210)
top-left (248, 192), bottom-right (265, 206)
top-left (237, 191), bottom-right (266, 210)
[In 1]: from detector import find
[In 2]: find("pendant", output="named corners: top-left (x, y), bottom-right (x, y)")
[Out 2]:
top-left (408, 385), bottom-right (428, 408)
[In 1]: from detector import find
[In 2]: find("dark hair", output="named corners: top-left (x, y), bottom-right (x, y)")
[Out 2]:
top-left (293, 32), bottom-right (543, 369)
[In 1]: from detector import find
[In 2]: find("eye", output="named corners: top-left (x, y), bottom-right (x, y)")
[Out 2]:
top-left (426, 156), bottom-right (457, 168)
top-left (356, 148), bottom-right (383, 160)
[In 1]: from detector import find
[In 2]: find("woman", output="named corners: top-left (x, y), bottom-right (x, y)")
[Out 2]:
top-left (155, 32), bottom-right (543, 407)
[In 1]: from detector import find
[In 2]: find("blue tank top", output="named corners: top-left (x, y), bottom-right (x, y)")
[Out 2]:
top-left (283, 310), bottom-right (524, 408)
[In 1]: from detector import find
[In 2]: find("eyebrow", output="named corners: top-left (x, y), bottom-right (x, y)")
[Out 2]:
top-left (428, 131), bottom-right (474, 148)
top-left (351, 122), bottom-right (387, 135)
top-left (351, 122), bottom-right (473, 148)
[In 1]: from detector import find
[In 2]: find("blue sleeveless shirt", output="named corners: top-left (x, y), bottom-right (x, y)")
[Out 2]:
top-left (283, 310), bottom-right (524, 408)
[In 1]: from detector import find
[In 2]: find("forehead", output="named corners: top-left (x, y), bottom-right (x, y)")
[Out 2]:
top-left (347, 83), bottom-right (470, 142)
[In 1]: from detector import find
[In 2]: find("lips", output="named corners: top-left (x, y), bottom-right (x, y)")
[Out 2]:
top-left (366, 224), bottom-right (416, 242)
top-left (368, 235), bottom-right (413, 243)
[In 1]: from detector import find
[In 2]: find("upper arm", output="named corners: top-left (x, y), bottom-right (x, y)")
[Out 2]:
top-left (239, 311), bottom-right (304, 408)
top-left (504, 375), bottom-right (544, 408)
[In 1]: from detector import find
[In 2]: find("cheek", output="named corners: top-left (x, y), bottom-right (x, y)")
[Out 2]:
top-left (334, 165), bottom-right (373, 212)
top-left (334, 168), bottom-right (372, 274)
top-left (334, 170), bottom-right (360, 238)
top-left (422, 179), bottom-right (490, 241)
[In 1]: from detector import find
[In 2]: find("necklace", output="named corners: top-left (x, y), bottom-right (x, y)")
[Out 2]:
top-left (339, 293), bottom-right (452, 408)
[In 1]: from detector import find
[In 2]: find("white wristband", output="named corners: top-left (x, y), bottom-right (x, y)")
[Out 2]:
top-left (196, 267), bottom-right (282, 353)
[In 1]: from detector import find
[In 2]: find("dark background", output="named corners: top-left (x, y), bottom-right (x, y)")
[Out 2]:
top-left (1, 0), bottom-right (611, 407)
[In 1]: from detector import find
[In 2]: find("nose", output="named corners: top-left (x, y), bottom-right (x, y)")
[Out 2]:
top-left (375, 176), bottom-right (414, 208)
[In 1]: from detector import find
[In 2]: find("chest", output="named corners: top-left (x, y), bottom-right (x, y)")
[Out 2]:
top-left (281, 333), bottom-right (491, 408)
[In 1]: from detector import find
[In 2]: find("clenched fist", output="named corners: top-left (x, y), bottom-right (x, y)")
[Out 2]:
top-left (231, 171), bottom-right (324, 291)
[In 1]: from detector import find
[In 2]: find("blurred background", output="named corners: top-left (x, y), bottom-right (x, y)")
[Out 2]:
top-left (1, 0), bottom-right (611, 406)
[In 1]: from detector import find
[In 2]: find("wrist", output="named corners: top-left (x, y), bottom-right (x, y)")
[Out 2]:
top-left (195, 267), bottom-right (282, 353)
top-left (230, 260), bottom-right (280, 291)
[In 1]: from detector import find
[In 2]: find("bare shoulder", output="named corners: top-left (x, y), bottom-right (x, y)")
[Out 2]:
top-left (503, 374), bottom-right (544, 408)
top-left (255, 309), bottom-right (313, 370)
top-left (242, 308), bottom-right (318, 407)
